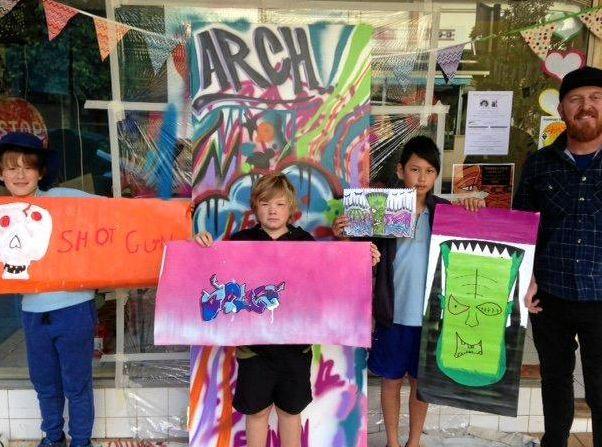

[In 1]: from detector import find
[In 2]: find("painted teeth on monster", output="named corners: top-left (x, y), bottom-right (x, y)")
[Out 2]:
top-left (449, 241), bottom-right (513, 259)
top-left (355, 192), bottom-right (369, 208)
top-left (454, 332), bottom-right (483, 358)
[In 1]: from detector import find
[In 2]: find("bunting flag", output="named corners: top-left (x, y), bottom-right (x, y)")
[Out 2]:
top-left (93, 17), bottom-right (130, 61)
top-left (437, 43), bottom-right (466, 83)
top-left (0, 0), bottom-right (18, 18)
top-left (143, 34), bottom-right (179, 74)
top-left (520, 23), bottom-right (557, 60)
top-left (172, 42), bottom-right (189, 82)
top-left (391, 52), bottom-right (418, 87)
top-left (42, 0), bottom-right (78, 41)
top-left (579, 8), bottom-right (602, 39)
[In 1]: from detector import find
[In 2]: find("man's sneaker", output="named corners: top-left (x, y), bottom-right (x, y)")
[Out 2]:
top-left (37, 435), bottom-right (67, 447)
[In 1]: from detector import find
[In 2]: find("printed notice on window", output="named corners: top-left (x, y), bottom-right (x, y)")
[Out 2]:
top-left (464, 91), bottom-right (513, 156)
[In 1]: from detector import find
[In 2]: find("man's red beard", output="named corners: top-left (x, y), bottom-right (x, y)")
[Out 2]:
top-left (565, 109), bottom-right (602, 142)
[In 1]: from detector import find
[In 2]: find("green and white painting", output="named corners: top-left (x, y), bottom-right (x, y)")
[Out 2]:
top-left (418, 205), bottom-right (539, 417)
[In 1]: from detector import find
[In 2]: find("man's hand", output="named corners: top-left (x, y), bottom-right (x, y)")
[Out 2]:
top-left (525, 275), bottom-right (542, 313)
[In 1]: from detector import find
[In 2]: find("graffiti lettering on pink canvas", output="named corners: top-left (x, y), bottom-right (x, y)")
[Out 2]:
top-left (200, 274), bottom-right (285, 321)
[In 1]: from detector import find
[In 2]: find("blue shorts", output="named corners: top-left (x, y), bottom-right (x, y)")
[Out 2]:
top-left (368, 323), bottom-right (422, 380)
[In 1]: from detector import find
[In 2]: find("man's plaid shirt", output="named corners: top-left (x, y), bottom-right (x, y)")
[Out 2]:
top-left (514, 132), bottom-right (602, 301)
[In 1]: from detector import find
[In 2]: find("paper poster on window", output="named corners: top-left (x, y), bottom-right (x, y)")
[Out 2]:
top-left (452, 163), bottom-right (514, 209)
top-left (343, 188), bottom-right (416, 238)
top-left (538, 115), bottom-right (566, 148)
top-left (418, 204), bottom-right (539, 416)
top-left (464, 91), bottom-right (513, 156)
top-left (0, 197), bottom-right (191, 293)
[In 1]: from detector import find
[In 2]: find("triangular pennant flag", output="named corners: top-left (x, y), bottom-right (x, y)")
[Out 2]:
top-left (143, 34), bottom-right (178, 74)
top-left (0, 0), bottom-right (19, 18)
top-left (391, 52), bottom-right (417, 87)
top-left (520, 23), bottom-right (557, 60)
top-left (172, 42), bottom-right (189, 81)
top-left (42, 0), bottom-right (78, 41)
top-left (579, 8), bottom-right (602, 39)
top-left (437, 43), bottom-right (465, 83)
top-left (93, 17), bottom-right (130, 61)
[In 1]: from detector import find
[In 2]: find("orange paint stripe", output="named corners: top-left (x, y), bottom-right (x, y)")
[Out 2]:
top-left (188, 348), bottom-right (212, 429)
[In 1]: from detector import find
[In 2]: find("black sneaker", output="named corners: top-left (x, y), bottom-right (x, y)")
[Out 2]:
top-left (37, 435), bottom-right (66, 447)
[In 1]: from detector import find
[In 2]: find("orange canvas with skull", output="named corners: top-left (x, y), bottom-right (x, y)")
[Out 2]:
top-left (0, 197), bottom-right (191, 293)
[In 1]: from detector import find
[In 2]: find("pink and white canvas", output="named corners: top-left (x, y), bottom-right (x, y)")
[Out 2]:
top-left (154, 240), bottom-right (373, 347)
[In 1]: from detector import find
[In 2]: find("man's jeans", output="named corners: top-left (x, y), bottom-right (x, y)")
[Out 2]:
top-left (530, 291), bottom-right (602, 447)
top-left (22, 300), bottom-right (96, 447)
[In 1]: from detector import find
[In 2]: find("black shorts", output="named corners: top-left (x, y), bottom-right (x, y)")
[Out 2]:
top-left (233, 348), bottom-right (313, 415)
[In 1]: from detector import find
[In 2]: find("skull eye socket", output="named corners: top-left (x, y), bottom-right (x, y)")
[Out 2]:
top-left (0, 215), bottom-right (9, 228)
top-left (31, 211), bottom-right (42, 221)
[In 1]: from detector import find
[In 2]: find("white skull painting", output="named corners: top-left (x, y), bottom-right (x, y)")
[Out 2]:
top-left (0, 203), bottom-right (53, 280)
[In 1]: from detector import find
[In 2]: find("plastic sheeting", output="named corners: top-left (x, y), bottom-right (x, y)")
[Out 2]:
top-left (0, 0), bottom-right (593, 444)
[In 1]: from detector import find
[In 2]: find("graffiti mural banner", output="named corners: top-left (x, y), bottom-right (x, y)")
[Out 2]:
top-left (0, 197), bottom-right (191, 293)
top-left (189, 345), bottom-right (368, 447)
top-left (169, 14), bottom-right (375, 447)
top-left (185, 20), bottom-right (373, 240)
top-left (343, 188), bottom-right (416, 237)
top-left (154, 240), bottom-right (372, 347)
top-left (418, 204), bottom-right (540, 416)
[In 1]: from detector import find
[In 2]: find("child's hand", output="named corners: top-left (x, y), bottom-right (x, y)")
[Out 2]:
top-left (459, 197), bottom-right (486, 212)
top-left (332, 216), bottom-right (349, 239)
top-left (194, 231), bottom-right (214, 247)
top-left (370, 243), bottom-right (381, 266)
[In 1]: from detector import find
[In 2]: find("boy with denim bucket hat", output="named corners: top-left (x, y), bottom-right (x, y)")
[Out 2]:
top-left (0, 132), bottom-right (98, 447)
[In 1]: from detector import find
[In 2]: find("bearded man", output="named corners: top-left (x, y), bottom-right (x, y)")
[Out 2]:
top-left (515, 66), bottom-right (602, 447)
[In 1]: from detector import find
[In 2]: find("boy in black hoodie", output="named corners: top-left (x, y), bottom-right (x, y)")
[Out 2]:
top-left (196, 173), bottom-right (380, 447)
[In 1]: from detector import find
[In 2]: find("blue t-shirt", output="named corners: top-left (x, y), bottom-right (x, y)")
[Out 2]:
top-left (21, 187), bottom-right (97, 313)
top-left (392, 210), bottom-right (431, 327)
top-left (572, 152), bottom-right (596, 170)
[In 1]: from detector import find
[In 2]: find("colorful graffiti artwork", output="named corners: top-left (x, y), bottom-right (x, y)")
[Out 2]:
top-left (200, 274), bottom-right (285, 321)
top-left (169, 14), bottom-right (374, 446)
top-left (418, 205), bottom-right (540, 416)
top-left (189, 345), bottom-right (368, 447)
top-left (343, 188), bottom-right (416, 238)
top-left (154, 240), bottom-right (372, 347)
top-left (186, 20), bottom-right (373, 239)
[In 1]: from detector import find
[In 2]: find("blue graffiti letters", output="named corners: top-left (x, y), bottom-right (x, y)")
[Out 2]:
top-left (200, 274), bottom-right (286, 321)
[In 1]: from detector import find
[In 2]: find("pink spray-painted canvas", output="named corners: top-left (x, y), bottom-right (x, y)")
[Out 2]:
top-left (154, 240), bottom-right (373, 347)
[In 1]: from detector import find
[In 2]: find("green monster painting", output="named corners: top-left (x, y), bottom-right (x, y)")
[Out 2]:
top-left (436, 240), bottom-right (524, 387)
top-left (365, 192), bottom-right (387, 235)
